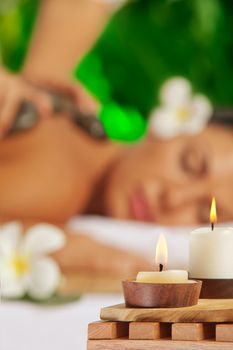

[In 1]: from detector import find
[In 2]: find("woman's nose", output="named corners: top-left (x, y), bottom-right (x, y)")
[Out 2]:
top-left (161, 182), bottom-right (209, 210)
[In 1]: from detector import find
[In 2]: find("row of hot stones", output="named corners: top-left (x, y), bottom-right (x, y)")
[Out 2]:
top-left (124, 198), bottom-right (233, 308)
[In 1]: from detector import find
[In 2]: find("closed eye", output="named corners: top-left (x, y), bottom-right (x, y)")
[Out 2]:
top-left (181, 144), bottom-right (208, 178)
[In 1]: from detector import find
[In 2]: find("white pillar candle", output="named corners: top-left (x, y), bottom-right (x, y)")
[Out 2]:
top-left (189, 227), bottom-right (233, 279)
top-left (136, 270), bottom-right (188, 284)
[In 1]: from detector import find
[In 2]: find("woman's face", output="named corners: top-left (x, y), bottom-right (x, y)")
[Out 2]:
top-left (104, 124), bottom-right (233, 225)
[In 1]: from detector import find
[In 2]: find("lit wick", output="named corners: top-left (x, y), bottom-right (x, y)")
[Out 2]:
top-left (210, 197), bottom-right (217, 232)
top-left (155, 234), bottom-right (167, 273)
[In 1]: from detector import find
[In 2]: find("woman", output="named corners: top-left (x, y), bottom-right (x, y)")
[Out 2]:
top-left (0, 0), bottom-right (232, 223)
top-left (1, 104), bottom-right (233, 226)
top-left (0, 0), bottom-right (233, 284)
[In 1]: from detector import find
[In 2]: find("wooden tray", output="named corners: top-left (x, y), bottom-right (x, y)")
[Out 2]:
top-left (87, 321), bottom-right (233, 349)
top-left (101, 299), bottom-right (233, 323)
top-left (88, 339), bottom-right (233, 350)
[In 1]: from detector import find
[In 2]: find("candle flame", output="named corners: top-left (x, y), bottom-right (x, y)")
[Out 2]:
top-left (210, 197), bottom-right (217, 225)
top-left (155, 234), bottom-right (168, 270)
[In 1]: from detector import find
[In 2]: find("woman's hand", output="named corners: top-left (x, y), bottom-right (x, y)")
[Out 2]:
top-left (0, 68), bottom-right (99, 137)
top-left (43, 80), bottom-right (99, 116)
top-left (52, 230), bottom-right (153, 279)
top-left (0, 67), bottom-right (53, 137)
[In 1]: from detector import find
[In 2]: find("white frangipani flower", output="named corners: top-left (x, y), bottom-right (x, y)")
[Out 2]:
top-left (0, 222), bottom-right (66, 300)
top-left (150, 77), bottom-right (213, 139)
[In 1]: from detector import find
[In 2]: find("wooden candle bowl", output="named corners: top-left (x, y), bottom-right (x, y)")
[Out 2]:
top-left (122, 280), bottom-right (202, 308)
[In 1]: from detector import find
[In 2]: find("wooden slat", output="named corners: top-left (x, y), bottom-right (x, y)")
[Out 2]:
top-left (88, 322), bottom-right (129, 340)
top-left (172, 323), bottom-right (215, 341)
top-left (129, 322), bottom-right (171, 340)
top-left (216, 324), bottom-right (233, 342)
top-left (101, 300), bottom-right (233, 323)
top-left (88, 339), bottom-right (233, 350)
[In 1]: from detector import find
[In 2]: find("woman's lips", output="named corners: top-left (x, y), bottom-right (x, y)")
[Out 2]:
top-left (129, 187), bottom-right (154, 222)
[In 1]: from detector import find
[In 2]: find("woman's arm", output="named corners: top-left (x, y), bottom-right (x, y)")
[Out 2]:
top-left (0, 0), bottom-right (114, 135)
top-left (52, 227), bottom-right (152, 278)
top-left (23, 0), bottom-right (114, 82)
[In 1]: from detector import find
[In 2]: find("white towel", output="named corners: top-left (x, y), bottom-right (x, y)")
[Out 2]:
top-left (68, 215), bottom-right (201, 269)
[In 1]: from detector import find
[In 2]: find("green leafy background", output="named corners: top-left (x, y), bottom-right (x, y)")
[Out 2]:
top-left (76, 0), bottom-right (233, 118)
top-left (0, 0), bottom-right (39, 72)
top-left (1, 0), bottom-right (233, 140)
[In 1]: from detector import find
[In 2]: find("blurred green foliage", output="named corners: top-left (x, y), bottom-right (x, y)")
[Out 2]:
top-left (76, 0), bottom-right (233, 141)
top-left (0, 0), bottom-right (39, 71)
top-left (0, 0), bottom-right (233, 141)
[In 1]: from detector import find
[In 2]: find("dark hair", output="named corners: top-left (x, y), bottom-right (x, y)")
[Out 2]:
top-left (211, 109), bottom-right (233, 127)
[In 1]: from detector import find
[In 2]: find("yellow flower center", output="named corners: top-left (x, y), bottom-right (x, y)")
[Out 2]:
top-left (11, 255), bottom-right (29, 276)
top-left (176, 107), bottom-right (189, 122)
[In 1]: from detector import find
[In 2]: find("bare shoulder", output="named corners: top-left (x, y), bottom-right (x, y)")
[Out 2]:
top-left (0, 116), bottom-right (92, 222)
